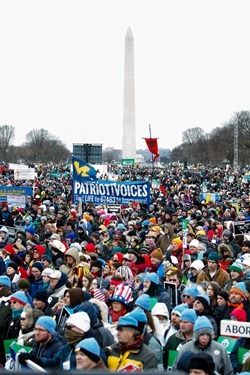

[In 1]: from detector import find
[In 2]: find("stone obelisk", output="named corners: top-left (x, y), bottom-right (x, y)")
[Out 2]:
top-left (122, 27), bottom-right (136, 160)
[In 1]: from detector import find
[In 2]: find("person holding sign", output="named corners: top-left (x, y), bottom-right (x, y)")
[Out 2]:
top-left (18, 316), bottom-right (63, 368)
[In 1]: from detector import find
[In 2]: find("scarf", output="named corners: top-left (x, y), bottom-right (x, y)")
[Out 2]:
top-left (65, 327), bottom-right (84, 345)
top-left (228, 301), bottom-right (245, 310)
top-left (109, 305), bottom-right (127, 323)
top-left (118, 335), bottom-right (144, 353)
top-left (12, 308), bottom-right (24, 319)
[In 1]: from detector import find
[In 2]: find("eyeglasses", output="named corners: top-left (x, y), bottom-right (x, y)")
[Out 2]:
top-left (34, 328), bottom-right (47, 333)
top-left (10, 300), bottom-right (17, 304)
top-left (183, 295), bottom-right (192, 299)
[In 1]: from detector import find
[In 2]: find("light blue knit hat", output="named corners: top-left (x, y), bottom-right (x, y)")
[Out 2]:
top-left (135, 294), bottom-right (150, 311)
top-left (180, 308), bottom-right (197, 324)
top-left (193, 316), bottom-right (214, 340)
top-left (36, 316), bottom-right (56, 335)
top-left (144, 272), bottom-right (160, 285)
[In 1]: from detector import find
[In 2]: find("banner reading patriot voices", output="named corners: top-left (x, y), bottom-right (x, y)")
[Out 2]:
top-left (72, 157), bottom-right (150, 206)
top-left (73, 179), bottom-right (150, 206)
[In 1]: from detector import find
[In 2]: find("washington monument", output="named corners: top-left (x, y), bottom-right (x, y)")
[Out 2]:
top-left (122, 27), bottom-right (136, 160)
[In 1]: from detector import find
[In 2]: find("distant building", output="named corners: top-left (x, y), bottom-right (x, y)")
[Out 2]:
top-left (73, 143), bottom-right (102, 164)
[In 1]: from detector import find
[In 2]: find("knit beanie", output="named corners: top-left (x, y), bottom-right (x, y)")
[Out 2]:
top-left (36, 316), bottom-right (56, 335)
top-left (33, 289), bottom-right (49, 304)
top-left (230, 307), bottom-right (247, 322)
top-left (189, 239), bottom-right (200, 248)
top-left (129, 307), bottom-right (147, 332)
top-left (172, 303), bottom-right (188, 316)
top-left (10, 291), bottom-right (29, 306)
top-left (70, 242), bottom-right (82, 252)
top-left (32, 261), bottom-right (43, 273)
top-left (229, 261), bottom-right (243, 274)
top-left (187, 353), bottom-right (215, 375)
top-left (75, 338), bottom-right (101, 363)
top-left (193, 316), bottom-right (214, 340)
top-left (0, 275), bottom-right (11, 288)
top-left (180, 308), bottom-right (197, 324)
top-left (217, 290), bottom-right (229, 301)
top-left (184, 285), bottom-right (199, 298)
top-left (223, 229), bottom-right (231, 237)
top-left (25, 227), bottom-right (35, 236)
top-left (117, 315), bottom-right (139, 330)
top-left (8, 261), bottom-right (18, 271)
top-left (176, 350), bottom-right (194, 372)
top-left (195, 294), bottom-right (210, 310)
top-left (230, 282), bottom-right (248, 301)
top-left (208, 251), bottom-right (220, 264)
top-left (135, 294), bottom-right (151, 311)
top-left (190, 260), bottom-right (204, 272)
top-left (150, 248), bottom-right (163, 260)
top-left (66, 312), bottom-right (91, 332)
top-left (144, 272), bottom-right (159, 285)
top-left (41, 254), bottom-right (52, 263)
top-left (172, 238), bottom-right (182, 249)
top-left (91, 260), bottom-right (103, 269)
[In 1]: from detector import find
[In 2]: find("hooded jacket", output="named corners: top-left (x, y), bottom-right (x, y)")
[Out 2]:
top-left (156, 224), bottom-right (177, 253)
top-left (60, 246), bottom-right (80, 276)
top-left (172, 336), bottom-right (234, 375)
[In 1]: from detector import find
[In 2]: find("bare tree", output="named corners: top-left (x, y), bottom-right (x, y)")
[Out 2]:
top-left (0, 125), bottom-right (15, 161)
top-left (102, 148), bottom-right (119, 164)
top-left (182, 127), bottom-right (206, 144)
top-left (24, 128), bottom-right (71, 162)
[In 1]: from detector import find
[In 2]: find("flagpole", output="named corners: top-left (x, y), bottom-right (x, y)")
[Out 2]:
top-left (149, 124), bottom-right (155, 180)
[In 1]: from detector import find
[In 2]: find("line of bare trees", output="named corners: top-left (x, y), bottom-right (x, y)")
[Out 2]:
top-left (1, 110), bottom-right (250, 165)
top-left (171, 111), bottom-right (250, 166)
top-left (0, 126), bottom-right (71, 163)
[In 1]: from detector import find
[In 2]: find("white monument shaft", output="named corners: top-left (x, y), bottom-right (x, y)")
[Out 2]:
top-left (122, 27), bottom-right (136, 160)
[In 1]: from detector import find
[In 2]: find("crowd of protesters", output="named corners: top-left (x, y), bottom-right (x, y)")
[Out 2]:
top-left (0, 162), bottom-right (249, 374)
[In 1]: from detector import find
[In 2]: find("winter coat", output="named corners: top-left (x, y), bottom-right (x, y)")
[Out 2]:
top-left (28, 276), bottom-right (44, 298)
top-left (31, 334), bottom-right (64, 369)
top-left (172, 338), bottom-right (234, 375)
top-left (229, 337), bottom-right (250, 373)
top-left (47, 272), bottom-right (68, 307)
top-left (163, 330), bottom-right (190, 370)
top-left (60, 246), bottom-right (80, 277)
top-left (156, 225), bottom-right (177, 253)
top-left (106, 342), bottom-right (158, 371)
top-left (0, 295), bottom-right (11, 365)
top-left (196, 264), bottom-right (230, 288)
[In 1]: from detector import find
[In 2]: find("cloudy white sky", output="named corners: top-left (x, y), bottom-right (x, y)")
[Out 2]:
top-left (0, 1), bottom-right (250, 153)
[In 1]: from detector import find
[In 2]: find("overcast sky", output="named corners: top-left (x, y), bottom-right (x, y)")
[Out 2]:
top-left (0, 1), bottom-right (250, 153)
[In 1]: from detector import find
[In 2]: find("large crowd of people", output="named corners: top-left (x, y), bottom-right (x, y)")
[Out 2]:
top-left (0, 162), bottom-right (249, 374)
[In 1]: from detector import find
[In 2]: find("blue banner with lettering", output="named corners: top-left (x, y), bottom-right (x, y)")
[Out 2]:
top-left (0, 186), bottom-right (33, 208)
top-left (72, 157), bottom-right (150, 206)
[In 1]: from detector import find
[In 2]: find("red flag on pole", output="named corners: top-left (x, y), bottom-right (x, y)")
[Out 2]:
top-left (145, 138), bottom-right (160, 162)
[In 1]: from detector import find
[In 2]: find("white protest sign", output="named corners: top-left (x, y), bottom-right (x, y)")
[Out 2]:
top-left (14, 168), bottom-right (36, 180)
top-left (220, 320), bottom-right (250, 338)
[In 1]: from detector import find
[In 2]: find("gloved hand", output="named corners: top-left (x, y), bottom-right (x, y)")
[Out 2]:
top-left (18, 353), bottom-right (35, 365)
